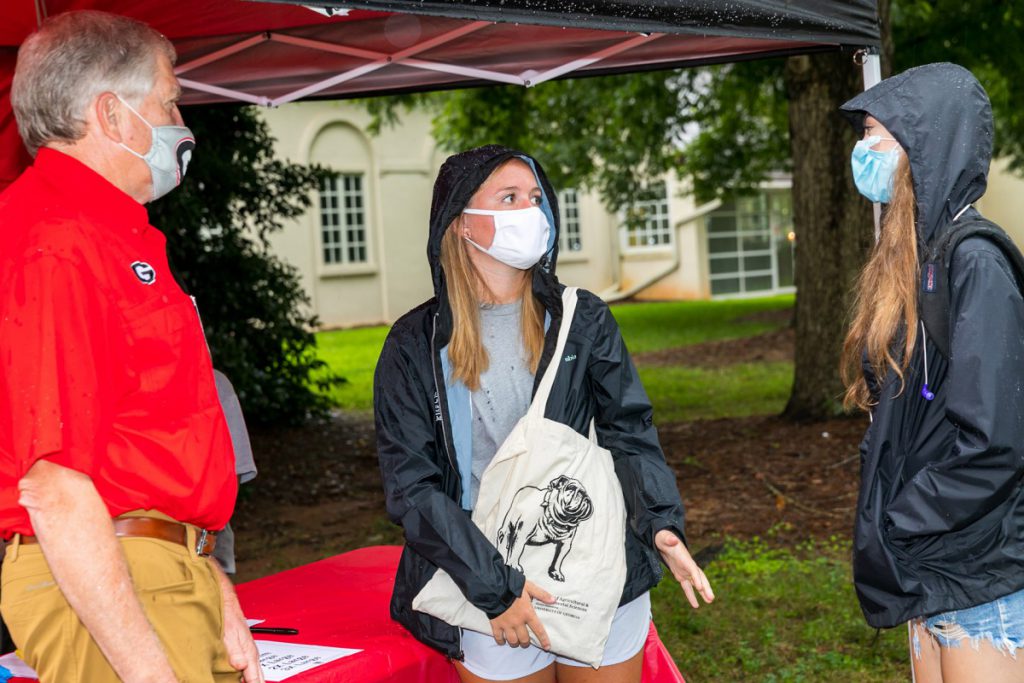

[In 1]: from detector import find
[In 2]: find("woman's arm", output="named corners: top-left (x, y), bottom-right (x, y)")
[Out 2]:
top-left (584, 296), bottom-right (712, 604)
top-left (886, 242), bottom-right (1024, 540)
top-left (374, 328), bottom-right (524, 618)
top-left (585, 296), bottom-right (686, 547)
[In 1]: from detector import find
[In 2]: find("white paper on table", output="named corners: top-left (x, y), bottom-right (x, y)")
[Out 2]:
top-left (255, 640), bottom-right (361, 682)
top-left (0, 651), bottom-right (38, 678)
top-left (246, 618), bottom-right (265, 627)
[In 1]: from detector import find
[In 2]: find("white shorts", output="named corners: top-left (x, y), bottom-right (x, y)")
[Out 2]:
top-left (460, 592), bottom-right (651, 680)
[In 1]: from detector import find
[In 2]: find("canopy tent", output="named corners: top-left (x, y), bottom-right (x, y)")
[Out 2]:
top-left (0, 0), bottom-right (880, 190)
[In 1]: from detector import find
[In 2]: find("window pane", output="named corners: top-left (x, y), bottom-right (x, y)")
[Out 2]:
top-left (776, 238), bottom-right (795, 288)
top-left (709, 236), bottom-right (738, 254)
top-left (743, 255), bottom-right (772, 271)
top-left (706, 215), bottom-right (736, 234)
top-left (742, 234), bottom-right (770, 252)
top-left (745, 275), bottom-right (773, 291)
top-left (739, 213), bottom-right (768, 233)
top-left (558, 189), bottom-right (582, 252)
top-left (709, 256), bottom-right (739, 275)
top-left (711, 277), bottom-right (741, 295)
top-left (706, 189), bottom-right (797, 294)
top-left (319, 173), bottom-right (368, 265)
top-left (622, 183), bottom-right (670, 248)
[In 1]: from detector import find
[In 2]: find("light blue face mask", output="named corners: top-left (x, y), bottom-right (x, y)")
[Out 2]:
top-left (851, 135), bottom-right (901, 204)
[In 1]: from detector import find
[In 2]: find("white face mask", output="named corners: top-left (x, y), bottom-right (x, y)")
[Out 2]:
top-left (462, 206), bottom-right (551, 270)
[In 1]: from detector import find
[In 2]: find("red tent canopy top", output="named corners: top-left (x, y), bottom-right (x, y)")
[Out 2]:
top-left (0, 0), bottom-right (880, 186)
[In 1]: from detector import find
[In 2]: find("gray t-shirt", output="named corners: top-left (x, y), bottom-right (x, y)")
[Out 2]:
top-left (470, 300), bottom-right (535, 508)
top-left (211, 370), bottom-right (257, 574)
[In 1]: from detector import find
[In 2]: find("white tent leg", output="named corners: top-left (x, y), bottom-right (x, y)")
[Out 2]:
top-left (862, 52), bottom-right (883, 241)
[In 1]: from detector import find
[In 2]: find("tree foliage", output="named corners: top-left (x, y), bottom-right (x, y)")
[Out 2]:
top-left (367, 0), bottom-right (1024, 211)
top-left (149, 104), bottom-right (342, 426)
top-left (366, 59), bottom-right (788, 209)
top-left (364, 0), bottom-right (1024, 419)
top-left (893, 1), bottom-right (1024, 172)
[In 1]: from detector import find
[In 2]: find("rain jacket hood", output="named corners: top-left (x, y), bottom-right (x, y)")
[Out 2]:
top-left (839, 64), bottom-right (1024, 628)
top-left (426, 144), bottom-right (559, 299)
top-left (840, 62), bottom-right (993, 245)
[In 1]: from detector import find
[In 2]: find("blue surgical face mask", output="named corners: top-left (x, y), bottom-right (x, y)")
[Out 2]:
top-left (851, 135), bottom-right (901, 204)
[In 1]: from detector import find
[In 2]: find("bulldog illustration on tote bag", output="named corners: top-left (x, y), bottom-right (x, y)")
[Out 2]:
top-left (413, 287), bottom-right (628, 667)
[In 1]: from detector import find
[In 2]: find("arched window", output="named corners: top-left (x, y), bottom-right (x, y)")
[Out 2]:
top-left (319, 173), bottom-right (368, 265)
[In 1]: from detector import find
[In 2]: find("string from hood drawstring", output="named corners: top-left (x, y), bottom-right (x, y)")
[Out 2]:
top-left (918, 204), bottom-right (972, 402)
top-left (920, 320), bottom-right (934, 401)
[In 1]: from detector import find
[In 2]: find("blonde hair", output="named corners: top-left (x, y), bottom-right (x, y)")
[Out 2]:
top-left (841, 151), bottom-right (919, 411)
top-left (439, 220), bottom-right (546, 391)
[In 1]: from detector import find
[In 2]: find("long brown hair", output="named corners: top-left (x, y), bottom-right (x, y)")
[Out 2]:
top-left (841, 152), bottom-right (919, 411)
top-left (439, 219), bottom-right (546, 391)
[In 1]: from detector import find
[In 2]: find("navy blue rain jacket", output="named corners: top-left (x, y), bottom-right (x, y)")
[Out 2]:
top-left (840, 63), bottom-right (1024, 628)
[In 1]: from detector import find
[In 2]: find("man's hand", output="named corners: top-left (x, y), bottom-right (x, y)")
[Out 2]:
top-left (19, 459), bottom-right (178, 683)
top-left (489, 580), bottom-right (556, 650)
top-left (209, 560), bottom-right (265, 683)
top-left (655, 529), bottom-right (715, 608)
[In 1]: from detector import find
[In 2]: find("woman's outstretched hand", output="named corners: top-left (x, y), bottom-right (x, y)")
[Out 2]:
top-left (655, 529), bottom-right (715, 608)
top-left (490, 580), bottom-right (557, 649)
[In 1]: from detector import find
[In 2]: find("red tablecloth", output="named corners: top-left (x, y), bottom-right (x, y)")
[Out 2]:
top-left (236, 545), bottom-right (686, 682)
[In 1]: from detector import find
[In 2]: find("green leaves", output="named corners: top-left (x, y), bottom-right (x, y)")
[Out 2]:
top-left (363, 60), bottom-right (790, 210)
top-left (893, 0), bottom-right (1024, 173)
top-left (150, 105), bottom-right (342, 426)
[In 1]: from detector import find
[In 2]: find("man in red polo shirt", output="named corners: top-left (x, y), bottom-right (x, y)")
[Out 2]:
top-left (0, 11), bottom-right (263, 683)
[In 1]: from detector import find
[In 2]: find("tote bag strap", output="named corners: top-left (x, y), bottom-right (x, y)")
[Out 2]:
top-left (527, 287), bottom-right (578, 421)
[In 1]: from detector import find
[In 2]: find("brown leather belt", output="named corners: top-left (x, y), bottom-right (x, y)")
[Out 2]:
top-left (20, 517), bottom-right (217, 557)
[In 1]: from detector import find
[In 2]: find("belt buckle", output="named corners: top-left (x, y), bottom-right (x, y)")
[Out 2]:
top-left (195, 528), bottom-right (210, 557)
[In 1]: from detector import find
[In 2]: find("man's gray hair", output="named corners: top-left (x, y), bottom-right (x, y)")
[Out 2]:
top-left (11, 10), bottom-right (176, 156)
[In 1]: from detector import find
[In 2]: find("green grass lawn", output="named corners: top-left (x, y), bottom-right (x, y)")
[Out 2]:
top-left (639, 362), bottom-right (793, 422)
top-left (315, 324), bottom-right (390, 412)
top-left (609, 294), bottom-right (793, 353)
top-left (313, 294), bottom-right (795, 416)
top-left (654, 537), bottom-right (907, 682)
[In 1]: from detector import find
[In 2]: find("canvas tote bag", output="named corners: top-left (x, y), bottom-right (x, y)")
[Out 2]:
top-left (412, 287), bottom-right (628, 667)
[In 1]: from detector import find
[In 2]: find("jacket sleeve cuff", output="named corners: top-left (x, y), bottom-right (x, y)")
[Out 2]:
top-left (650, 520), bottom-right (687, 550)
top-left (484, 568), bottom-right (526, 620)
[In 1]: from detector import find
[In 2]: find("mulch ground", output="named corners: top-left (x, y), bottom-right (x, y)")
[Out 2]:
top-left (233, 326), bottom-right (866, 582)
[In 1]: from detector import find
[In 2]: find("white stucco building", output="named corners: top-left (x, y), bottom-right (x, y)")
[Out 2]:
top-left (261, 101), bottom-right (1023, 329)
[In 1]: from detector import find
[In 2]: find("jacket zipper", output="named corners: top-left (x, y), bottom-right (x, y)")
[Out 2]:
top-left (430, 313), bottom-right (460, 489)
top-left (430, 313), bottom-right (465, 660)
top-left (190, 295), bottom-right (211, 354)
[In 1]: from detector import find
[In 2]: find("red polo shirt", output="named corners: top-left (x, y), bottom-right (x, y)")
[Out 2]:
top-left (0, 149), bottom-right (237, 536)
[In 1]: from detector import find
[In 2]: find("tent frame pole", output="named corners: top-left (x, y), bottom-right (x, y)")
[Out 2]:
top-left (860, 51), bottom-right (883, 240)
top-left (171, 22), bottom-right (671, 106)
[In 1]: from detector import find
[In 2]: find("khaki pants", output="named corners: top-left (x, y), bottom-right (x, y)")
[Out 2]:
top-left (0, 513), bottom-right (239, 683)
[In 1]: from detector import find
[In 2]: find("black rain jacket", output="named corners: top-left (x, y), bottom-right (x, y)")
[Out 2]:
top-left (840, 63), bottom-right (1024, 628)
top-left (373, 145), bottom-right (686, 658)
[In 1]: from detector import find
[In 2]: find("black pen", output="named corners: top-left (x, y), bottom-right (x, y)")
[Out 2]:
top-left (249, 627), bottom-right (299, 635)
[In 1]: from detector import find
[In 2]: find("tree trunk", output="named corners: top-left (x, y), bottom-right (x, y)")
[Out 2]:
top-left (781, 51), bottom-right (875, 420)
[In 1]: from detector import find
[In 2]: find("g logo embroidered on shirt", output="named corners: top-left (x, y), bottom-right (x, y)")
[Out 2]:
top-left (131, 261), bottom-right (156, 285)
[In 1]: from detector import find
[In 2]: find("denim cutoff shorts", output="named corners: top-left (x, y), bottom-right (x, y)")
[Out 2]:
top-left (921, 587), bottom-right (1024, 657)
